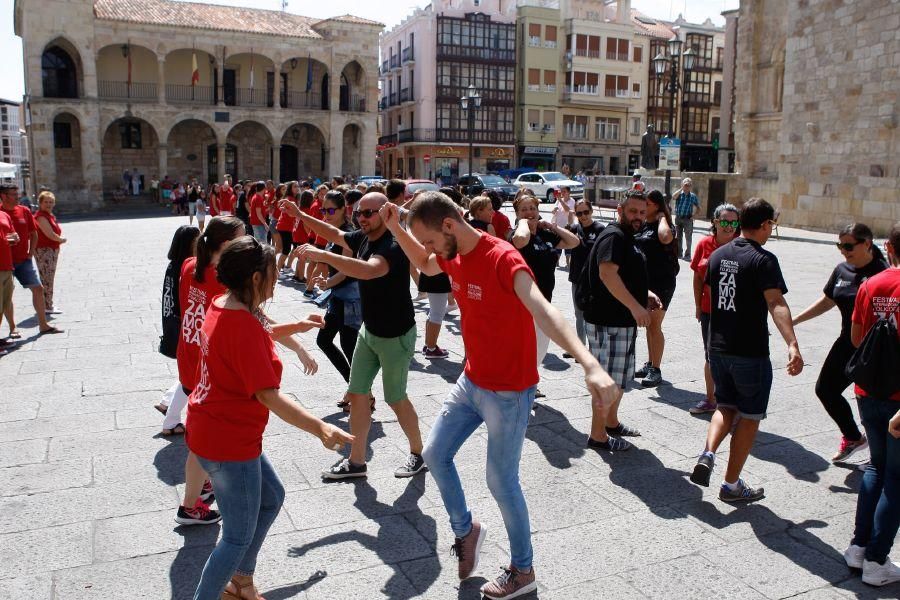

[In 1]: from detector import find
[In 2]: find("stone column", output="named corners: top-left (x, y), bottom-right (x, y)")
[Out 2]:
top-left (157, 144), bottom-right (168, 180)
top-left (274, 69), bottom-right (282, 110)
top-left (719, 9), bottom-right (739, 173)
top-left (157, 59), bottom-right (166, 105)
top-left (217, 143), bottom-right (226, 182)
top-left (360, 120), bottom-right (377, 176)
top-left (271, 144), bottom-right (280, 182)
top-left (328, 117), bottom-right (343, 177)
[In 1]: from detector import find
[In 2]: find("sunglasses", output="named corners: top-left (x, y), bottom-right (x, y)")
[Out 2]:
top-left (322, 207), bottom-right (340, 216)
top-left (718, 219), bottom-right (740, 229)
top-left (836, 240), bottom-right (864, 251)
top-left (575, 210), bottom-right (592, 217)
top-left (354, 208), bottom-right (378, 218)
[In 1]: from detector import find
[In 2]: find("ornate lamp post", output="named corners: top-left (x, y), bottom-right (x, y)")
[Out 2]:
top-left (460, 84), bottom-right (481, 187)
top-left (652, 37), bottom-right (695, 201)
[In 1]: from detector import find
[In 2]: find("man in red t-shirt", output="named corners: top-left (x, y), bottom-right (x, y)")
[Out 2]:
top-left (380, 192), bottom-right (617, 598)
top-left (0, 208), bottom-right (17, 351)
top-left (846, 222), bottom-right (900, 586)
top-left (248, 182), bottom-right (268, 243)
top-left (0, 185), bottom-right (60, 336)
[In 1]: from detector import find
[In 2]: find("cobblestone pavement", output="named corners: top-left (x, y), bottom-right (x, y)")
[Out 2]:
top-left (2, 209), bottom-right (898, 599)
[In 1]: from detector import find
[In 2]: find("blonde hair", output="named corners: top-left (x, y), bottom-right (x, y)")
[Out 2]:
top-left (468, 196), bottom-right (492, 215)
top-left (38, 191), bottom-right (56, 206)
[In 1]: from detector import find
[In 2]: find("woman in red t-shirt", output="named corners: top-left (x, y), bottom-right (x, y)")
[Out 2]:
top-left (291, 190), bottom-right (315, 282)
top-left (688, 203), bottom-right (740, 414)
top-left (276, 182), bottom-right (299, 273)
top-left (186, 237), bottom-right (352, 600)
top-left (33, 191), bottom-right (67, 314)
top-left (207, 184), bottom-right (220, 217)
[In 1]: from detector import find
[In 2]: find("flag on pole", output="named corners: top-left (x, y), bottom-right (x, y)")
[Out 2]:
top-left (249, 49), bottom-right (255, 89)
top-left (126, 43), bottom-right (132, 87)
top-left (305, 53), bottom-right (313, 92)
top-left (191, 52), bottom-right (200, 86)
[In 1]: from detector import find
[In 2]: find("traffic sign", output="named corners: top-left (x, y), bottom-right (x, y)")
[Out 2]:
top-left (659, 137), bottom-right (681, 171)
top-left (423, 154), bottom-right (431, 163)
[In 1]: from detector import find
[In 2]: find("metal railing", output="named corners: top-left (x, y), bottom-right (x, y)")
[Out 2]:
top-left (606, 51), bottom-right (629, 61)
top-left (398, 128), bottom-right (437, 143)
top-left (165, 84), bottom-right (214, 104)
top-left (378, 133), bottom-right (397, 146)
top-left (281, 91), bottom-right (324, 110)
top-left (98, 80), bottom-right (157, 100)
top-left (402, 47), bottom-right (415, 62)
top-left (341, 95), bottom-right (366, 112)
top-left (399, 88), bottom-right (413, 103)
top-left (231, 88), bottom-right (272, 107)
top-left (390, 56), bottom-right (400, 69)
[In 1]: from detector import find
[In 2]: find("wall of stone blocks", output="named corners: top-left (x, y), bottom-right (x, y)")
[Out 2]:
top-left (226, 122), bottom-right (273, 182)
top-left (101, 121), bottom-right (159, 191)
top-left (166, 120), bottom-right (217, 183)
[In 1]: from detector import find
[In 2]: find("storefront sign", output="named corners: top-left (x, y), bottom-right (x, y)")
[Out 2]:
top-left (486, 147), bottom-right (511, 158)
top-left (523, 146), bottom-right (557, 155)
top-left (435, 146), bottom-right (462, 156)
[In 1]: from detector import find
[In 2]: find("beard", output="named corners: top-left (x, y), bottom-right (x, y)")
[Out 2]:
top-left (443, 232), bottom-right (459, 260)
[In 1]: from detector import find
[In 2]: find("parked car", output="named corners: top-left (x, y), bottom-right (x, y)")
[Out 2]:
top-left (403, 179), bottom-right (440, 200)
top-left (458, 173), bottom-right (519, 202)
top-left (357, 175), bottom-right (386, 186)
top-left (513, 171), bottom-right (585, 203)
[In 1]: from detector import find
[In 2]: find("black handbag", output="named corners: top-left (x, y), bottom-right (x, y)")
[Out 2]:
top-left (845, 317), bottom-right (900, 399)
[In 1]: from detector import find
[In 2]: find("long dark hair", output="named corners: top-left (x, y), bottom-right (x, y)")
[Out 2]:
top-left (194, 216), bottom-right (245, 282)
top-left (647, 190), bottom-right (674, 230)
top-left (298, 190), bottom-right (314, 210)
top-left (167, 225), bottom-right (200, 267)
top-left (839, 222), bottom-right (886, 263)
top-left (216, 236), bottom-right (277, 309)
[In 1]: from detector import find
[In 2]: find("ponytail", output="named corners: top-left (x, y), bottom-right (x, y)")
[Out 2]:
top-left (194, 216), bottom-right (245, 282)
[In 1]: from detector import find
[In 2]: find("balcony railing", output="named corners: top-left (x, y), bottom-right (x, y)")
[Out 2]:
top-left (544, 84), bottom-right (556, 92)
top-left (389, 91), bottom-right (398, 106)
top-left (435, 128), bottom-right (514, 144)
top-left (281, 91), bottom-right (324, 110)
top-left (569, 85), bottom-right (599, 95)
top-left (165, 84), bottom-right (214, 104)
top-left (436, 45), bottom-right (515, 63)
top-left (527, 84), bottom-right (541, 92)
top-left (98, 80), bottom-right (157, 100)
top-left (399, 88), bottom-right (413, 103)
top-left (378, 133), bottom-right (397, 146)
top-left (390, 56), bottom-right (400, 69)
top-left (379, 97), bottom-right (389, 110)
top-left (606, 52), bottom-right (629, 61)
top-left (573, 49), bottom-right (601, 59)
top-left (402, 47), bottom-right (415, 63)
top-left (604, 89), bottom-right (630, 98)
top-left (528, 36), bottom-right (541, 47)
top-left (398, 128), bottom-right (437, 143)
top-left (230, 88), bottom-right (273, 108)
top-left (382, 60), bottom-right (389, 74)
top-left (543, 40), bottom-right (557, 48)
top-left (341, 95), bottom-right (366, 112)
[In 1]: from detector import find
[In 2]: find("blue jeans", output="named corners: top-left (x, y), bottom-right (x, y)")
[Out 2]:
top-left (251, 225), bottom-right (268, 244)
top-left (421, 374), bottom-right (536, 570)
top-left (852, 396), bottom-right (900, 564)
top-left (193, 453), bottom-right (285, 600)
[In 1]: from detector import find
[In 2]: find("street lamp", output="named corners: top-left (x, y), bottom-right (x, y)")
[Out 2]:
top-left (460, 84), bottom-right (481, 189)
top-left (652, 36), bottom-right (695, 201)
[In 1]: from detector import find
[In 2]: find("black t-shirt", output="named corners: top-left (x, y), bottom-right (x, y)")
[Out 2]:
top-left (160, 261), bottom-right (182, 358)
top-left (345, 229), bottom-right (415, 337)
top-left (236, 192), bottom-right (249, 221)
top-left (469, 218), bottom-right (491, 233)
top-left (188, 188), bottom-right (199, 202)
top-left (516, 227), bottom-right (561, 301)
top-left (327, 223), bottom-right (357, 290)
top-left (824, 257), bottom-right (888, 339)
top-left (584, 222), bottom-right (648, 327)
top-left (635, 220), bottom-right (678, 293)
top-left (418, 272), bottom-right (452, 293)
top-left (566, 221), bottom-right (605, 283)
top-left (707, 237), bottom-right (787, 357)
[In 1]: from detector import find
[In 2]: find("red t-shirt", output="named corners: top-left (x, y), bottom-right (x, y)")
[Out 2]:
top-left (309, 200), bottom-right (326, 246)
top-left (207, 193), bottom-right (219, 217)
top-left (176, 258), bottom-right (226, 390)
top-left (35, 210), bottom-right (62, 250)
top-left (218, 190), bottom-right (235, 214)
top-left (185, 301), bottom-right (282, 461)
top-left (690, 235), bottom-right (720, 314)
top-left (249, 193), bottom-right (266, 225)
top-left (0, 211), bottom-right (14, 271)
top-left (851, 268), bottom-right (900, 400)
top-left (436, 234), bottom-right (538, 391)
top-left (276, 198), bottom-right (296, 231)
top-left (491, 211), bottom-right (512, 241)
top-left (1, 205), bottom-right (35, 264)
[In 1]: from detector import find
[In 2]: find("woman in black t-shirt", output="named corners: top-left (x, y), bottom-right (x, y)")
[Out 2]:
top-left (465, 196), bottom-right (498, 237)
top-left (793, 222), bottom-right (888, 463)
top-left (510, 195), bottom-right (579, 392)
top-left (633, 190), bottom-right (678, 387)
top-left (565, 199), bottom-right (605, 350)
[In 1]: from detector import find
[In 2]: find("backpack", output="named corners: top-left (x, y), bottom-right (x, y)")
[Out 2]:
top-left (574, 233), bottom-right (602, 314)
top-left (845, 317), bottom-right (900, 399)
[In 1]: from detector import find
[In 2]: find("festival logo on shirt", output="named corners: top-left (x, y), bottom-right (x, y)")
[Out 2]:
top-left (871, 295), bottom-right (900, 328)
top-left (181, 287), bottom-right (208, 345)
top-left (718, 259), bottom-right (739, 311)
top-left (193, 330), bottom-right (211, 403)
top-left (162, 276), bottom-right (175, 318)
top-left (467, 283), bottom-right (482, 301)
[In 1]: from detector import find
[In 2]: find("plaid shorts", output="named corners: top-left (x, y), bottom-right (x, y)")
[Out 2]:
top-left (585, 324), bottom-right (637, 389)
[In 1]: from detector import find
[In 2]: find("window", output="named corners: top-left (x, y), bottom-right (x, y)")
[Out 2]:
top-left (633, 46), bottom-right (643, 63)
top-left (543, 110), bottom-right (555, 131)
top-left (596, 117), bottom-right (620, 141)
top-left (53, 121), bottom-right (72, 148)
top-left (2, 139), bottom-right (9, 161)
top-left (630, 117), bottom-right (641, 136)
top-left (528, 68), bottom-right (540, 91)
top-left (686, 33), bottom-right (713, 69)
top-left (41, 46), bottom-right (78, 99)
top-left (544, 26), bottom-right (557, 48)
top-left (716, 46), bottom-right (724, 70)
top-left (527, 109), bottom-right (540, 131)
top-left (567, 71), bottom-right (598, 95)
top-left (563, 115), bottom-right (588, 139)
top-left (119, 121), bottom-right (142, 149)
top-left (604, 75), bottom-right (629, 97)
top-left (714, 80), bottom-right (722, 104)
top-left (543, 70), bottom-right (556, 91)
top-left (528, 23), bottom-right (541, 46)
top-left (632, 82), bottom-right (641, 99)
top-left (606, 38), bottom-right (629, 61)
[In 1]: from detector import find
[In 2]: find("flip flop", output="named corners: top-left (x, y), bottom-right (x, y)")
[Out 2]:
top-left (161, 423), bottom-right (185, 436)
top-left (39, 326), bottom-right (64, 335)
top-left (8, 331), bottom-right (21, 339)
top-left (154, 403), bottom-right (169, 416)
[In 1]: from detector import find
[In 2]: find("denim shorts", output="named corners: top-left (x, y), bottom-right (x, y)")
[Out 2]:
top-left (13, 259), bottom-right (42, 288)
top-left (708, 352), bottom-right (773, 420)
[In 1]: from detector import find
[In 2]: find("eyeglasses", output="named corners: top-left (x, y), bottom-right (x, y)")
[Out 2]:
top-left (322, 207), bottom-right (340, 216)
top-left (718, 219), bottom-right (740, 229)
top-left (354, 208), bottom-right (378, 219)
top-left (575, 210), bottom-right (592, 217)
top-left (836, 241), bottom-right (864, 251)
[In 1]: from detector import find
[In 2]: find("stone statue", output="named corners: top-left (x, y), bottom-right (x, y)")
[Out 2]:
top-left (640, 124), bottom-right (659, 170)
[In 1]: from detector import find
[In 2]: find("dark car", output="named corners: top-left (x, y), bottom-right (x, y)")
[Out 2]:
top-left (459, 173), bottom-right (519, 202)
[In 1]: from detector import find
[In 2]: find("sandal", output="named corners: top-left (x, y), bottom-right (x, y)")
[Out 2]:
top-left (341, 396), bottom-right (376, 414)
top-left (606, 423), bottom-right (641, 437)
top-left (39, 326), bottom-right (64, 335)
top-left (8, 330), bottom-right (21, 339)
top-left (222, 576), bottom-right (265, 600)
top-left (154, 403), bottom-right (169, 416)
top-left (161, 423), bottom-right (185, 436)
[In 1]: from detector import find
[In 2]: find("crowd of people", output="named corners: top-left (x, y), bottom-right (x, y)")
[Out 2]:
top-left (149, 173), bottom-right (900, 597)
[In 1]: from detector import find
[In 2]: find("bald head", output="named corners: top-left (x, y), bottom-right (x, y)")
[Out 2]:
top-left (358, 192), bottom-right (388, 210)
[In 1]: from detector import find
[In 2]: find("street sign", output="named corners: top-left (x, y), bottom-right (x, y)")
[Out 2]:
top-left (659, 137), bottom-right (681, 171)
top-left (423, 154), bottom-right (431, 163)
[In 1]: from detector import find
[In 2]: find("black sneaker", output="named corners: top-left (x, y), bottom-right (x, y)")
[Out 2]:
top-left (174, 500), bottom-right (222, 525)
top-left (322, 458), bottom-right (368, 480)
top-left (534, 388), bottom-right (546, 399)
top-left (641, 367), bottom-right (662, 387)
top-left (690, 453), bottom-right (714, 487)
top-left (719, 479), bottom-right (765, 503)
top-left (395, 453), bottom-right (427, 478)
top-left (587, 436), bottom-right (632, 451)
top-left (634, 361), bottom-right (651, 379)
top-left (605, 423), bottom-right (641, 437)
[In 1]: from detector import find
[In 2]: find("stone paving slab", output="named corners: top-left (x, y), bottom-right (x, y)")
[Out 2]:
top-left (1, 211), bottom-right (898, 598)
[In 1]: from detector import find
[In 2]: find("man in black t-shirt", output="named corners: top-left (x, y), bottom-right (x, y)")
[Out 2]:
top-left (583, 192), bottom-right (660, 452)
top-left (290, 192), bottom-right (425, 480)
top-left (689, 198), bottom-right (803, 503)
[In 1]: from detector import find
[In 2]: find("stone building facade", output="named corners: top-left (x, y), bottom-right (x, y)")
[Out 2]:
top-left (0, 99), bottom-right (28, 191)
top-left (14, 0), bottom-right (381, 211)
top-left (731, 0), bottom-right (899, 234)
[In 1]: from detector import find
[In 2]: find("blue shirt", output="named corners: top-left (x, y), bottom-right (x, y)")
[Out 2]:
top-left (674, 191), bottom-right (699, 218)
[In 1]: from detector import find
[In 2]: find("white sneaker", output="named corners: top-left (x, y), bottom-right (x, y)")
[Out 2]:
top-left (843, 544), bottom-right (865, 569)
top-left (862, 557), bottom-right (900, 586)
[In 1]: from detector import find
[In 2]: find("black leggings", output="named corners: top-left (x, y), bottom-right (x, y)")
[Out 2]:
top-left (278, 230), bottom-right (294, 256)
top-left (815, 335), bottom-right (863, 441)
top-left (316, 299), bottom-right (359, 383)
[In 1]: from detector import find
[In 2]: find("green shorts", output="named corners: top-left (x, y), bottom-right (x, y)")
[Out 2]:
top-left (347, 325), bottom-right (416, 405)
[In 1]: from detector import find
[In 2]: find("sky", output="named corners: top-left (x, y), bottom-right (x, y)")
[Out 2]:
top-left (0, 0), bottom-right (738, 103)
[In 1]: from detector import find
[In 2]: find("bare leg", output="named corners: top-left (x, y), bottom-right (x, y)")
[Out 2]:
top-left (704, 406), bottom-right (737, 454)
top-left (703, 362), bottom-right (716, 405)
top-left (31, 286), bottom-right (50, 330)
top-left (590, 386), bottom-right (623, 442)
top-left (647, 309), bottom-right (666, 368)
top-left (424, 320), bottom-right (441, 348)
top-left (348, 392), bottom-right (373, 464)
top-left (389, 398), bottom-right (423, 455)
top-left (182, 451), bottom-right (208, 507)
top-left (724, 418), bottom-right (760, 483)
top-left (3, 302), bottom-right (14, 336)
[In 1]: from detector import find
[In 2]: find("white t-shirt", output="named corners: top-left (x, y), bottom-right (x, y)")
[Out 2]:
top-left (553, 196), bottom-right (575, 227)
